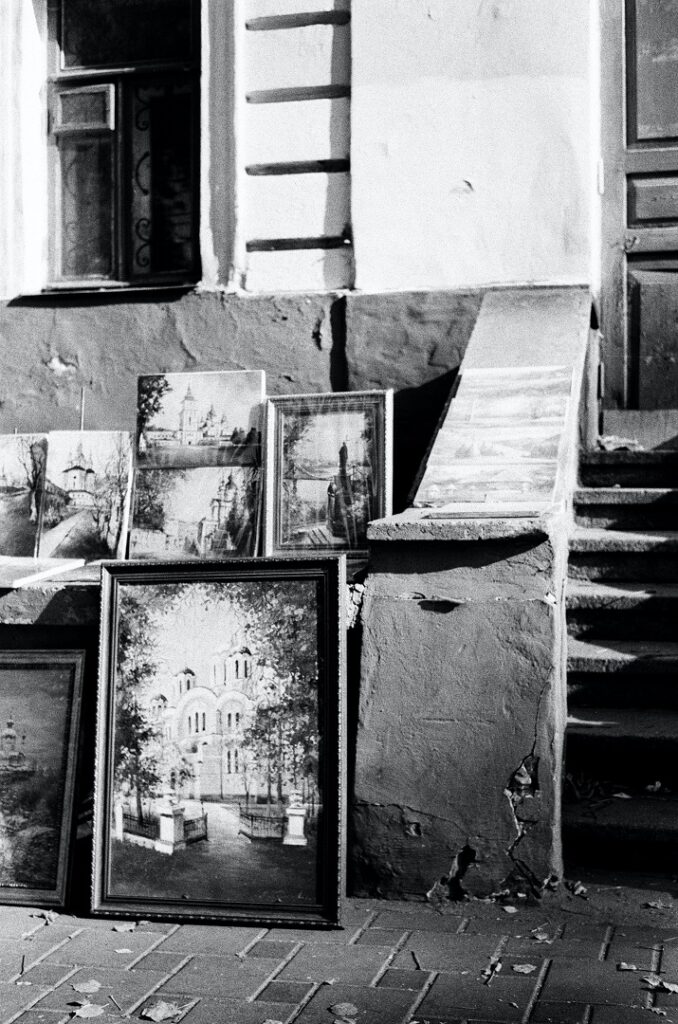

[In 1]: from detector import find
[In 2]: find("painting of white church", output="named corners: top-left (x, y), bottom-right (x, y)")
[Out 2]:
top-left (136, 370), bottom-right (265, 469)
top-left (130, 465), bottom-right (259, 558)
top-left (38, 431), bottom-right (133, 560)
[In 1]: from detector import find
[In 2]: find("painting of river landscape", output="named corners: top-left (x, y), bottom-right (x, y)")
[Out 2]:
top-left (93, 560), bottom-right (345, 925)
top-left (136, 371), bottom-right (265, 469)
top-left (0, 651), bottom-right (84, 906)
top-left (265, 391), bottom-right (392, 559)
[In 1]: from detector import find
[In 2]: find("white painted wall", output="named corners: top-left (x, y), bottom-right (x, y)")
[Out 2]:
top-left (350, 0), bottom-right (594, 293)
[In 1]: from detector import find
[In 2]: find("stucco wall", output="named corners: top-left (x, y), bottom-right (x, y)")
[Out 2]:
top-left (351, 0), bottom-right (593, 292)
top-left (0, 288), bottom-right (482, 508)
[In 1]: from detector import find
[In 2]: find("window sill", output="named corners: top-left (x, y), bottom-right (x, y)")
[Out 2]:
top-left (13, 282), bottom-right (199, 301)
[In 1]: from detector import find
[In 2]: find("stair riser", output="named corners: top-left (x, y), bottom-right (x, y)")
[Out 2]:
top-left (580, 466), bottom-right (678, 487)
top-left (569, 674), bottom-right (678, 709)
top-left (566, 734), bottom-right (678, 788)
top-left (575, 507), bottom-right (678, 530)
top-left (569, 553), bottom-right (678, 582)
top-left (567, 604), bottom-right (678, 640)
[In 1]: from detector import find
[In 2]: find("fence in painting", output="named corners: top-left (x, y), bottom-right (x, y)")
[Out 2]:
top-left (122, 812), bottom-right (160, 840)
top-left (239, 809), bottom-right (286, 840)
top-left (184, 813), bottom-right (208, 843)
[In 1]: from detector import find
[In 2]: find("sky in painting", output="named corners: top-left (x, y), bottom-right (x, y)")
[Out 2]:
top-left (142, 372), bottom-right (264, 434)
top-left (0, 664), bottom-right (73, 770)
top-left (285, 410), bottom-right (369, 469)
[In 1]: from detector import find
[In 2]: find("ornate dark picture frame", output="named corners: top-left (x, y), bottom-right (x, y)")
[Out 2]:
top-left (92, 557), bottom-right (345, 926)
top-left (264, 391), bottom-right (393, 562)
top-left (0, 649), bottom-right (85, 907)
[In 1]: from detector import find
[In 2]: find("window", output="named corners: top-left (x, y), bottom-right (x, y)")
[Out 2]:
top-left (48, 0), bottom-right (199, 286)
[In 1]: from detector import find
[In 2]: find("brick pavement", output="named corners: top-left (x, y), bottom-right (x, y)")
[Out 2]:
top-left (1, 881), bottom-right (678, 1024)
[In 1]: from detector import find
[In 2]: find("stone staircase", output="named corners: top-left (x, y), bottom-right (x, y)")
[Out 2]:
top-left (564, 450), bottom-right (678, 869)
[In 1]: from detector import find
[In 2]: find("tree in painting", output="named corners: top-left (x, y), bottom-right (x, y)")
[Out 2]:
top-left (137, 375), bottom-right (172, 449)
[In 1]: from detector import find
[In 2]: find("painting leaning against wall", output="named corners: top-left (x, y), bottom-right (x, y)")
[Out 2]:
top-left (0, 651), bottom-right (84, 907)
top-left (92, 558), bottom-right (345, 926)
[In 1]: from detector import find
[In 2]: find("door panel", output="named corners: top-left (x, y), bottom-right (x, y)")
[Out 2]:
top-left (602, 0), bottom-right (678, 408)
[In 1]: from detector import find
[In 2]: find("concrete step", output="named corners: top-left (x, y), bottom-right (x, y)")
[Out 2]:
top-left (574, 487), bottom-right (678, 530)
top-left (567, 636), bottom-right (678, 673)
top-left (566, 708), bottom-right (678, 787)
top-left (568, 527), bottom-right (678, 581)
top-left (567, 581), bottom-right (678, 640)
top-left (580, 450), bottom-right (678, 487)
top-left (563, 794), bottom-right (678, 869)
top-left (568, 633), bottom-right (678, 707)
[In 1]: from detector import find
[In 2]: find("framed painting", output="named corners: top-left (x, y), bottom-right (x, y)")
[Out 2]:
top-left (135, 370), bottom-right (265, 470)
top-left (0, 433), bottom-right (48, 557)
top-left (0, 650), bottom-right (85, 907)
top-left (264, 391), bottom-right (392, 561)
top-left (93, 558), bottom-right (346, 926)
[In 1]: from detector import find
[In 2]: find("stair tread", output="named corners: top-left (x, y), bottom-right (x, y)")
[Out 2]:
top-left (567, 706), bottom-right (678, 738)
top-left (567, 580), bottom-right (678, 604)
top-left (568, 636), bottom-right (678, 671)
top-left (582, 451), bottom-right (678, 464)
top-left (570, 526), bottom-right (678, 551)
top-left (575, 487), bottom-right (678, 504)
top-left (563, 794), bottom-right (678, 834)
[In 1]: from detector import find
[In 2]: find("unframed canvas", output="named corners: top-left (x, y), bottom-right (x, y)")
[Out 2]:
top-left (0, 650), bottom-right (84, 907)
top-left (92, 558), bottom-right (345, 926)
top-left (264, 391), bottom-right (392, 561)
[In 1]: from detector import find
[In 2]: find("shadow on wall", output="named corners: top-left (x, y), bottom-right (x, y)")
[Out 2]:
top-left (393, 369), bottom-right (458, 511)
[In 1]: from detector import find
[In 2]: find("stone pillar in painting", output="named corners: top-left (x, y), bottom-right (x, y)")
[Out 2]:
top-left (283, 791), bottom-right (307, 846)
top-left (155, 803), bottom-right (186, 855)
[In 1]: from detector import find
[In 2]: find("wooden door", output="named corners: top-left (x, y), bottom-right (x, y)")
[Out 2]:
top-left (602, 0), bottom-right (678, 409)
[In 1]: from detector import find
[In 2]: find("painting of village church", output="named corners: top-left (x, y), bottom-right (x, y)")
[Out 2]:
top-left (266, 391), bottom-right (392, 556)
top-left (136, 370), bottom-right (265, 469)
top-left (130, 465), bottom-right (258, 558)
top-left (38, 431), bottom-right (133, 560)
top-left (96, 572), bottom-right (326, 913)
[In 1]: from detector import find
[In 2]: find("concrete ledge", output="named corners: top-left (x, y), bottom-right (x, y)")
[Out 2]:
top-left (368, 508), bottom-right (549, 543)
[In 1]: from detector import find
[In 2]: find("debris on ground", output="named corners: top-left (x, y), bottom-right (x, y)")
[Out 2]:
top-left (512, 963), bottom-right (537, 974)
top-left (597, 435), bottom-right (644, 451)
top-left (566, 880), bottom-right (588, 898)
top-left (481, 956), bottom-right (502, 984)
top-left (617, 962), bottom-right (639, 971)
top-left (72, 981), bottom-right (102, 994)
top-left (140, 1001), bottom-right (189, 1021)
top-left (643, 974), bottom-right (678, 993)
top-left (112, 921), bottom-right (137, 932)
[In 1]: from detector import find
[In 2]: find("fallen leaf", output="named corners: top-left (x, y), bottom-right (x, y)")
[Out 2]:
top-left (617, 962), bottom-right (639, 971)
top-left (646, 900), bottom-right (673, 910)
top-left (566, 881), bottom-right (588, 898)
top-left (72, 981), bottom-right (102, 995)
top-left (112, 921), bottom-right (137, 932)
top-left (647, 1010), bottom-right (669, 1018)
top-left (503, 905), bottom-right (518, 914)
top-left (72, 1006), bottom-right (106, 1019)
top-left (512, 963), bottom-right (537, 974)
top-left (32, 910), bottom-right (58, 924)
top-left (613, 792), bottom-right (632, 799)
top-left (329, 1004), bottom-right (359, 1018)
top-left (140, 1001), bottom-right (186, 1021)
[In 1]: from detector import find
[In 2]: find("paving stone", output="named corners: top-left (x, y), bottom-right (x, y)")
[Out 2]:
top-left (377, 967), bottom-right (431, 990)
top-left (539, 959), bottom-right (647, 1006)
top-left (504, 937), bottom-right (605, 960)
top-left (605, 942), bottom-right (658, 971)
top-left (246, 939), bottom-right (298, 959)
top-left (559, 922), bottom-right (611, 943)
top-left (276, 945), bottom-right (392, 986)
top-left (43, 928), bottom-right (166, 967)
top-left (529, 1001), bottom-right (589, 1024)
top-left (127, 949), bottom-right (190, 974)
top-left (355, 927), bottom-right (409, 947)
top-left (0, 984), bottom-right (54, 1023)
top-left (135, 995), bottom-right (292, 1024)
top-left (370, 910), bottom-right (465, 933)
top-left (156, 956), bottom-right (276, 999)
top-left (7, 1012), bottom-right (70, 1024)
top-left (30, 965), bottom-right (167, 1014)
top-left (155, 924), bottom-right (265, 956)
top-left (10, 962), bottom-right (77, 988)
top-left (292, 981), bottom-right (416, 1023)
top-left (264, 924), bottom-right (364, 945)
top-left (417, 972), bottom-right (535, 1020)
top-left (590, 1007), bottom-right (660, 1023)
top-left (255, 978), bottom-right (314, 1003)
top-left (392, 933), bottom-right (504, 972)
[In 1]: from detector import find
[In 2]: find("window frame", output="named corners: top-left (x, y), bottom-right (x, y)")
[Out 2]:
top-left (46, 0), bottom-right (200, 290)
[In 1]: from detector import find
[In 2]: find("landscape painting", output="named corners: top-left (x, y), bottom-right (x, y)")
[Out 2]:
top-left (130, 465), bottom-right (259, 558)
top-left (265, 391), bottom-right (392, 558)
top-left (93, 560), bottom-right (344, 925)
top-left (136, 371), bottom-right (265, 469)
top-left (0, 651), bottom-right (84, 906)
top-left (0, 434), bottom-right (47, 557)
top-left (38, 431), bottom-right (133, 560)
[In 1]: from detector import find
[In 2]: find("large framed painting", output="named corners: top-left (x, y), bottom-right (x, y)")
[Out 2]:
top-left (93, 558), bottom-right (346, 926)
top-left (264, 391), bottom-right (392, 560)
top-left (0, 650), bottom-right (85, 907)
